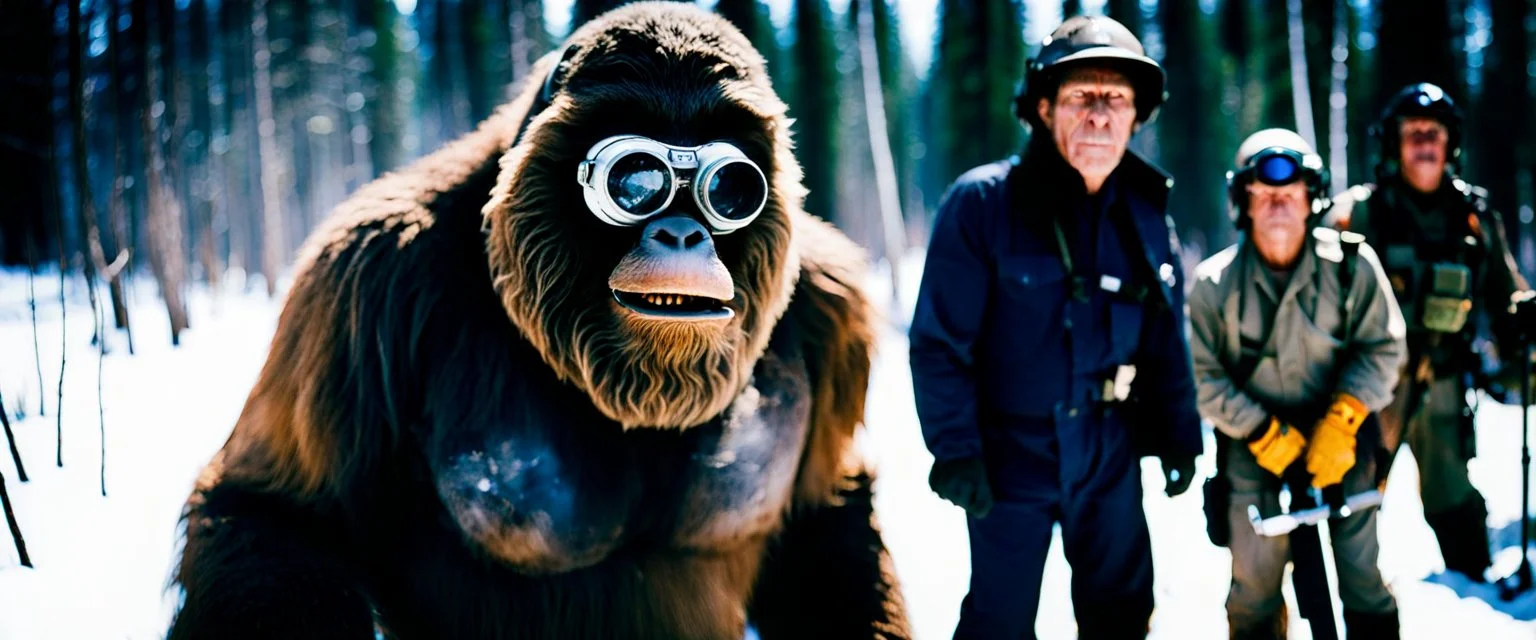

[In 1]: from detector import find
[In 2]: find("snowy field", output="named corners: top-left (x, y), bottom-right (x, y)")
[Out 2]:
top-left (0, 257), bottom-right (1533, 639)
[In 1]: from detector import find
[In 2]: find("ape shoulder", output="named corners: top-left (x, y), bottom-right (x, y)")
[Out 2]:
top-left (218, 112), bottom-right (520, 501)
top-left (783, 212), bottom-right (878, 507)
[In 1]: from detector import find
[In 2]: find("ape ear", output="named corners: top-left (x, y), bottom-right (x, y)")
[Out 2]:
top-left (785, 214), bottom-right (878, 507)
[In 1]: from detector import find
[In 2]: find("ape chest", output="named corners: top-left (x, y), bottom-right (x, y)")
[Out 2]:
top-left (670, 369), bottom-right (813, 550)
top-left (437, 357), bottom-right (813, 573)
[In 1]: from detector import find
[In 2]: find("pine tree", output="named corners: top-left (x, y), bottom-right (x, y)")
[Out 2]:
top-left (929, 0), bottom-right (1023, 201)
top-left (572, 0), bottom-right (632, 28)
top-left (1469, 0), bottom-right (1529, 247)
top-left (788, 0), bottom-right (842, 226)
top-left (1158, 0), bottom-right (1231, 247)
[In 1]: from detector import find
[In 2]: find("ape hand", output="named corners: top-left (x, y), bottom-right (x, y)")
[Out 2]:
top-left (1247, 417), bottom-right (1306, 477)
top-left (1161, 454), bottom-right (1196, 497)
top-left (928, 456), bottom-right (993, 518)
top-left (1306, 393), bottom-right (1367, 489)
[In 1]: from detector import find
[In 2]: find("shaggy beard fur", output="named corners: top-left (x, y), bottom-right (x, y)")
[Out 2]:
top-left (484, 115), bottom-right (799, 430)
top-left (480, 6), bottom-right (806, 430)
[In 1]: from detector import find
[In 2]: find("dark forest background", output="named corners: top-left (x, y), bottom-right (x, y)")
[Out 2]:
top-left (1, 0), bottom-right (1533, 346)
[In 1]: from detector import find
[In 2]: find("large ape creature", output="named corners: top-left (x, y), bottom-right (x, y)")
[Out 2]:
top-left (167, 4), bottom-right (909, 639)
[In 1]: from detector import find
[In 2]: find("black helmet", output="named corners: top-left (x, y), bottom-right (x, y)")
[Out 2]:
top-left (1370, 82), bottom-right (1464, 173)
top-left (1017, 16), bottom-right (1166, 126)
top-left (1226, 128), bottom-right (1330, 228)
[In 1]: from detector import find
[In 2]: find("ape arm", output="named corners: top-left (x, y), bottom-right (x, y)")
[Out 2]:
top-left (748, 214), bottom-right (910, 639)
top-left (748, 473), bottom-right (909, 640)
top-left (169, 484), bottom-right (374, 640)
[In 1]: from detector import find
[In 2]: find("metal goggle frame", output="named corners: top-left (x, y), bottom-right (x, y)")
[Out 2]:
top-left (1237, 147), bottom-right (1322, 187)
top-left (576, 135), bottom-right (769, 234)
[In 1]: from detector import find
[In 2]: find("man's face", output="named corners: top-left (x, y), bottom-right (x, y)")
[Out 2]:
top-left (1397, 116), bottom-right (1448, 193)
top-left (1247, 181), bottom-right (1310, 266)
top-left (1036, 68), bottom-right (1138, 191)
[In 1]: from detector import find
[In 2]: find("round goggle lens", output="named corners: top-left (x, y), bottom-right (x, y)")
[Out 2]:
top-left (606, 152), bottom-right (671, 215)
top-left (1255, 154), bottom-right (1301, 185)
top-left (705, 161), bottom-right (767, 221)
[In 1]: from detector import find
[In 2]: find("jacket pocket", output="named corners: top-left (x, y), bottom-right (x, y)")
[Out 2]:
top-left (993, 255), bottom-right (1067, 342)
top-left (996, 255), bottom-right (1067, 296)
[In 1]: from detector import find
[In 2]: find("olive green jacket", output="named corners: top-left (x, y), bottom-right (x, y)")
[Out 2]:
top-left (1188, 228), bottom-right (1407, 439)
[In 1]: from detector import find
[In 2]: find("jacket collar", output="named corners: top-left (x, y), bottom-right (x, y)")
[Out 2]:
top-left (1008, 134), bottom-right (1173, 215)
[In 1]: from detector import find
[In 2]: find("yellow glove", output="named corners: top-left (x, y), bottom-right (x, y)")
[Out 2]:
top-left (1247, 417), bottom-right (1306, 477)
top-left (1306, 392), bottom-right (1368, 489)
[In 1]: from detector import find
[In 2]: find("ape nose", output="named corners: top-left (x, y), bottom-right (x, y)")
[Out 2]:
top-left (642, 215), bottom-right (713, 254)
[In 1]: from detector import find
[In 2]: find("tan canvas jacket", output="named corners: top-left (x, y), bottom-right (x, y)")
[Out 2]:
top-left (1188, 228), bottom-right (1407, 438)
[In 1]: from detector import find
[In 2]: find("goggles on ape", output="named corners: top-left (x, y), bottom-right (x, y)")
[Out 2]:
top-left (576, 135), bottom-right (769, 234)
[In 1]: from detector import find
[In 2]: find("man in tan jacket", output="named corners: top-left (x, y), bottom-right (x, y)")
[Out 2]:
top-left (1189, 129), bottom-right (1406, 639)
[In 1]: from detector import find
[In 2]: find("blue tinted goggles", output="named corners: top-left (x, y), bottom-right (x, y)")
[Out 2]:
top-left (1247, 149), bottom-right (1305, 186)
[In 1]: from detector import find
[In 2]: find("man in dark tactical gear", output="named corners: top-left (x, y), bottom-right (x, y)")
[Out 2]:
top-left (1325, 82), bottom-right (1531, 582)
top-left (910, 16), bottom-right (1201, 639)
top-left (1192, 128), bottom-right (1404, 638)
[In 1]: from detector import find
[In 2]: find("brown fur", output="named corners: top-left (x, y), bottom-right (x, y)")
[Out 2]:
top-left (484, 7), bottom-right (801, 430)
top-left (172, 4), bottom-right (905, 639)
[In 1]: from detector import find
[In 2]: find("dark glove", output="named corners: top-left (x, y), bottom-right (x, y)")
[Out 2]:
top-left (928, 455), bottom-right (993, 517)
top-left (1161, 454), bottom-right (1196, 497)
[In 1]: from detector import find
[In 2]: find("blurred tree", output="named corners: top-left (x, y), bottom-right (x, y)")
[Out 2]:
top-left (1104, 0), bottom-right (1143, 36)
top-left (715, 0), bottom-right (783, 81)
top-left (1469, 0), bottom-right (1529, 247)
top-left (218, 0), bottom-right (261, 279)
top-left (1158, 0), bottom-right (1229, 246)
top-left (512, 0), bottom-right (549, 82)
top-left (270, 0), bottom-right (314, 242)
top-left (1342, 0), bottom-right (1373, 187)
top-left (869, 0), bottom-right (923, 236)
top-left (0, 0), bottom-right (59, 266)
top-left (187, 0), bottom-right (220, 295)
top-left (928, 0), bottom-right (1023, 210)
top-left (355, 0), bottom-right (402, 174)
top-left (1375, 0), bottom-right (1462, 134)
top-left (253, 0), bottom-right (287, 298)
top-left (135, 0), bottom-right (191, 341)
top-left (466, 0), bottom-right (507, 124)
top-left (67, 0), bottom-right (107, 349)
top-left (789, 0), bottom-right (842, 225)
top-left (573, 0), bottom-right (631, 27)
top-left (106, 0), bottom-right (138, 347)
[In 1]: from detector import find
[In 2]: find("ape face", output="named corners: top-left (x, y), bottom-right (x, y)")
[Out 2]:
top-left (484, 6), bottom-right (802, 430)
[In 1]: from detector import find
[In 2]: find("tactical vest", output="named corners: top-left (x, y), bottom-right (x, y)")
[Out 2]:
top-left (1345, 179), bottom-right (1493, 337)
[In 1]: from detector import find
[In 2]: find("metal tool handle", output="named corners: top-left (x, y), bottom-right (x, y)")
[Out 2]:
top-left (1247, 489), bottom-right (1384, 537)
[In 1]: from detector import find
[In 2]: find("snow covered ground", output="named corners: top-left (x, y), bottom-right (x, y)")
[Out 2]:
top-left (0, 257), bottom-right (1533, 639)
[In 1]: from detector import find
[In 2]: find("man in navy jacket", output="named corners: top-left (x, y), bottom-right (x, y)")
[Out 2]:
top-left (909, 16), bottom-right (1202, 639)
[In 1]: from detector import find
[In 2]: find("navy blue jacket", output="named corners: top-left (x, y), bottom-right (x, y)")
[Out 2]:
top-left (910, 140), bottom-right (1202, 464)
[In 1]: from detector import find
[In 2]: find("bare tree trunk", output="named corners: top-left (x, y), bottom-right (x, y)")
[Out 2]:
top-left (27, 244), bottom-right (44, 418)
top-left (855, 0), bottom-right (906, 317)
top-left (138, 0), bottom-right (191, 343)
top-left (69, 0), bottom-right (111, 496)
top-left (67, 0), bottom-right (107, 350)
top-left (0, 464), bottom-right (29, 568)
top-left (1327, 0), bottom-right (1348, 193)
top-left (96, 289), bottom-right (106, 497)
top-left (252, 0), bottom-right (286, 298)
top-left (1, 391), bottom-right (26, 483)
top-left (509, 0), bottom-right (532, 83)
top-left (54, 104), bottom-right (66, 470)
top-left (1285, 0), bottom-right (1316, 148)
top-left (107, 0), bottom-right (136, 354)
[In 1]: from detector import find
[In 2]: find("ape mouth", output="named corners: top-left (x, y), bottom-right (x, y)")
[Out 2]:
top-left (613, 290), bottom-right (734, 321)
